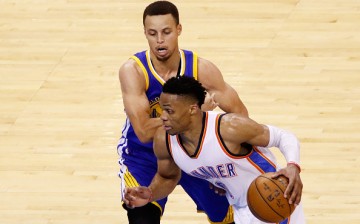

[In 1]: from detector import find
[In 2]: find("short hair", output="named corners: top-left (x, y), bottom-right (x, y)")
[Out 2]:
top-left (162, 76), bottom-right (206, 107)
top-left (143, 1), bottom-right (180, 25)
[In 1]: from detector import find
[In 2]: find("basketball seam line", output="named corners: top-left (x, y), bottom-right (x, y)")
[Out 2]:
top-left (254, 178), bottom-right (286, 221)
top-left (262, 176), bottom-right (294, 216)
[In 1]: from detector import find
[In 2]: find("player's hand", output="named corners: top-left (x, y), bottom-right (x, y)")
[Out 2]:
top-left (272, 164), bottom-right (302, 206)
top-left (209, 182), bottom-right (226, 196)
top-left (201, 92), bottom-right (219, 111)
top-left (123, 186), bottom-right (152, 209)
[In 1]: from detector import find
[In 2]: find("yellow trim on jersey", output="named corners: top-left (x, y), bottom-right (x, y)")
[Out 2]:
top-left (130, 55), bottom-right (150, 90)
top-left (193, 51), bottom-right (198, 80)
top-left (145, 50), bottom-right (166, 85)
top-left (143, 49), bottom-right (190, 84)
top-left (179, 49), bottom-right (186, 76)
top-left (123, 168), bottom-right (163, 214)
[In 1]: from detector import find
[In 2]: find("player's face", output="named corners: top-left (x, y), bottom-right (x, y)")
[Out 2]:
top-left (159, 93), bottom-right (191, 135)
top-left (144, 14), bottom-right (182, 61)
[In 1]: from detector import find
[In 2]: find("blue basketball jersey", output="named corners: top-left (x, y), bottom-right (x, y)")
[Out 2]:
top-left (120, 49), bottom-right (198, 157)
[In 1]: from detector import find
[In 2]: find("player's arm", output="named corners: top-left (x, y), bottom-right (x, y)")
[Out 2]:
top-left (123, 127), bottom-right (181, 208)
top-left (264, 125), bottom-right (303, 206)
top-left (197, 57), bottom-right (248, 116)
top-left (119, 59), bottom-right (163, 143)
top-left (148, 127), bottom-right (182, 200)
top-left (221, 114), bottom-right (302, 205)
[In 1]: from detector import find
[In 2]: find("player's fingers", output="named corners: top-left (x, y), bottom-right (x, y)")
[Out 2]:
top-left (209, 183), bottom-right (227, 195)
top-left (124, 188), bottom-right (140, 201)
top-left (295, 192), bottom-right (302, 206)
top-left (123, 196), bottom-right (135, 208)
top-left (134, 188), bottom-right (147, 200)
top-left (290, 181), bottom-right (302, 205)
top-left (271, 170), bottom-right (285, 179)
top-left (284, 179), bottom-right (295, 200)
top-left (123, 198), bottom-right (129, 205)
top-left (217, 188), bottom-right (226, 195)
top-left (124, 187), bottom-right (136, 196)
top-left (288, 186), bottom-right (296, 204)
top-left (288, 187), bottom-right (298, 205)
top-left (125, 201), bottom-right (135, 209)
top-left (124, 193), bottom-right (135, 202)
top-left (292, 190), bottom-right (302, 206)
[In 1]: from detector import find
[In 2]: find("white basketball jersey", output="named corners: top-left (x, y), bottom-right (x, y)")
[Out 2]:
top-left (167, 111), bottom-right (279, 207)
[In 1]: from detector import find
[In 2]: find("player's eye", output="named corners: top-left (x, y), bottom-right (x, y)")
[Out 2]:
top-left (148, 30), bottom-right (156, 36)
top-left (163, 29), bottom-right (171, 35)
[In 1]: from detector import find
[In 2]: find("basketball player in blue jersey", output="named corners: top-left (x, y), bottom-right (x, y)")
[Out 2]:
top-left (123, 76), bottom-right (306, 224)
top-left (118, 1), bottom-right (248, 224)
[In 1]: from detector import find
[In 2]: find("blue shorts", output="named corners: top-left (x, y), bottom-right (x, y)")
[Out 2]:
top-left (118, 142), bottom-right (233, 223)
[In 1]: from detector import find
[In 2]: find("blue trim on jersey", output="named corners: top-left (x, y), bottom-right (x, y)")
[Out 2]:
top-left (182, 50), bottom-right (194, 77)
top-left (280, 218), bottom-right (289, 224)
top-left (248, 149), bottom-right (276, 173)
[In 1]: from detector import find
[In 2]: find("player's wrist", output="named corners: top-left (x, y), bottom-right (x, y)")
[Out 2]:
top-left (287, 161), bottom-right (301, 173)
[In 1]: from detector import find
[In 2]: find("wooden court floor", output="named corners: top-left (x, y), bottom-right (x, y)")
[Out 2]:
top-left (0, 0), bottom-right (359, 223)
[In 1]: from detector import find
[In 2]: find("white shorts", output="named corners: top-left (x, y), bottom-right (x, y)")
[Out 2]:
top-left (234, 203), bottom-right (305, 224)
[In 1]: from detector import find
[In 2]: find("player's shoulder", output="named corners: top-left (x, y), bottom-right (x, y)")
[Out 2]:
top-left (119, 58), bottom-right (143, 79)
top-left (120, 57), bottom-right (138, 71)
top-left (197, 57), bottom-right (221, 81)
top-left (197, 56), bottom-right (215, 67)
top-left (180, 49), bottom-right (212, 68)
top-left (220, 113), bottom-right (251, 128)
top-left (153, 127), bottom-right (170, 158)
top-left (119, 50), bottom-right (146, 71)
top-left (154, 126), bottom-right (166, 143)
top-left (218, 113), bottom-right (254, 143)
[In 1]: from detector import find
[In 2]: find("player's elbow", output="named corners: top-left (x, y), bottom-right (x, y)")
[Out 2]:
top-left (239, 107), bottom-right (249, 117)
top-left (231, 105), bottom-right (249, 117)
top-left (136, 130), bottom-right (154, 143)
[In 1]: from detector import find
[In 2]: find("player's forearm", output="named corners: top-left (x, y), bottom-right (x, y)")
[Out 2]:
top-left (148, 173), bottom-right (179, 202)
top-left (229, 101), bottom-right (248, 116)
top-left (217, 87), bottom-right (249, 117)
top-left (266, 125), bottom-right (300, 164)
top-left (134, 117), bottom-right (163, 143)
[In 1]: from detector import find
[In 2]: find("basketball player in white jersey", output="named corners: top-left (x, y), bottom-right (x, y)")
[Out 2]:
top-left (123, 76), bottom-right (306, 224)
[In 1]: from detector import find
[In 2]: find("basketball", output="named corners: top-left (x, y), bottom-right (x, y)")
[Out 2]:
top-left (247, 172), bottom-right (295, 223)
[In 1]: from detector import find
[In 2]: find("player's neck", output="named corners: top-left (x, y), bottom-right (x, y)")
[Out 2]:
top-left (179, 113), bottom-right (204, 153)
top-left (150, 50), bottom-right (181, 80)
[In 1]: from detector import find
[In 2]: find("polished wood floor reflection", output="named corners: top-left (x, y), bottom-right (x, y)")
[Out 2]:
top-left (0, 0), bottom-right (359, 223)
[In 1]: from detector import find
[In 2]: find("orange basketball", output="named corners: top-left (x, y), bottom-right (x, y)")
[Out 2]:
top-left (247, 172), bottom-right (295, 223)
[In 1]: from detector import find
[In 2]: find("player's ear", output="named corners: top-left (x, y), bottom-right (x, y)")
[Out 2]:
top-left (177, 24), bottom-right (182, 36)
top-left (189, 104), bottom-right (198, 115)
